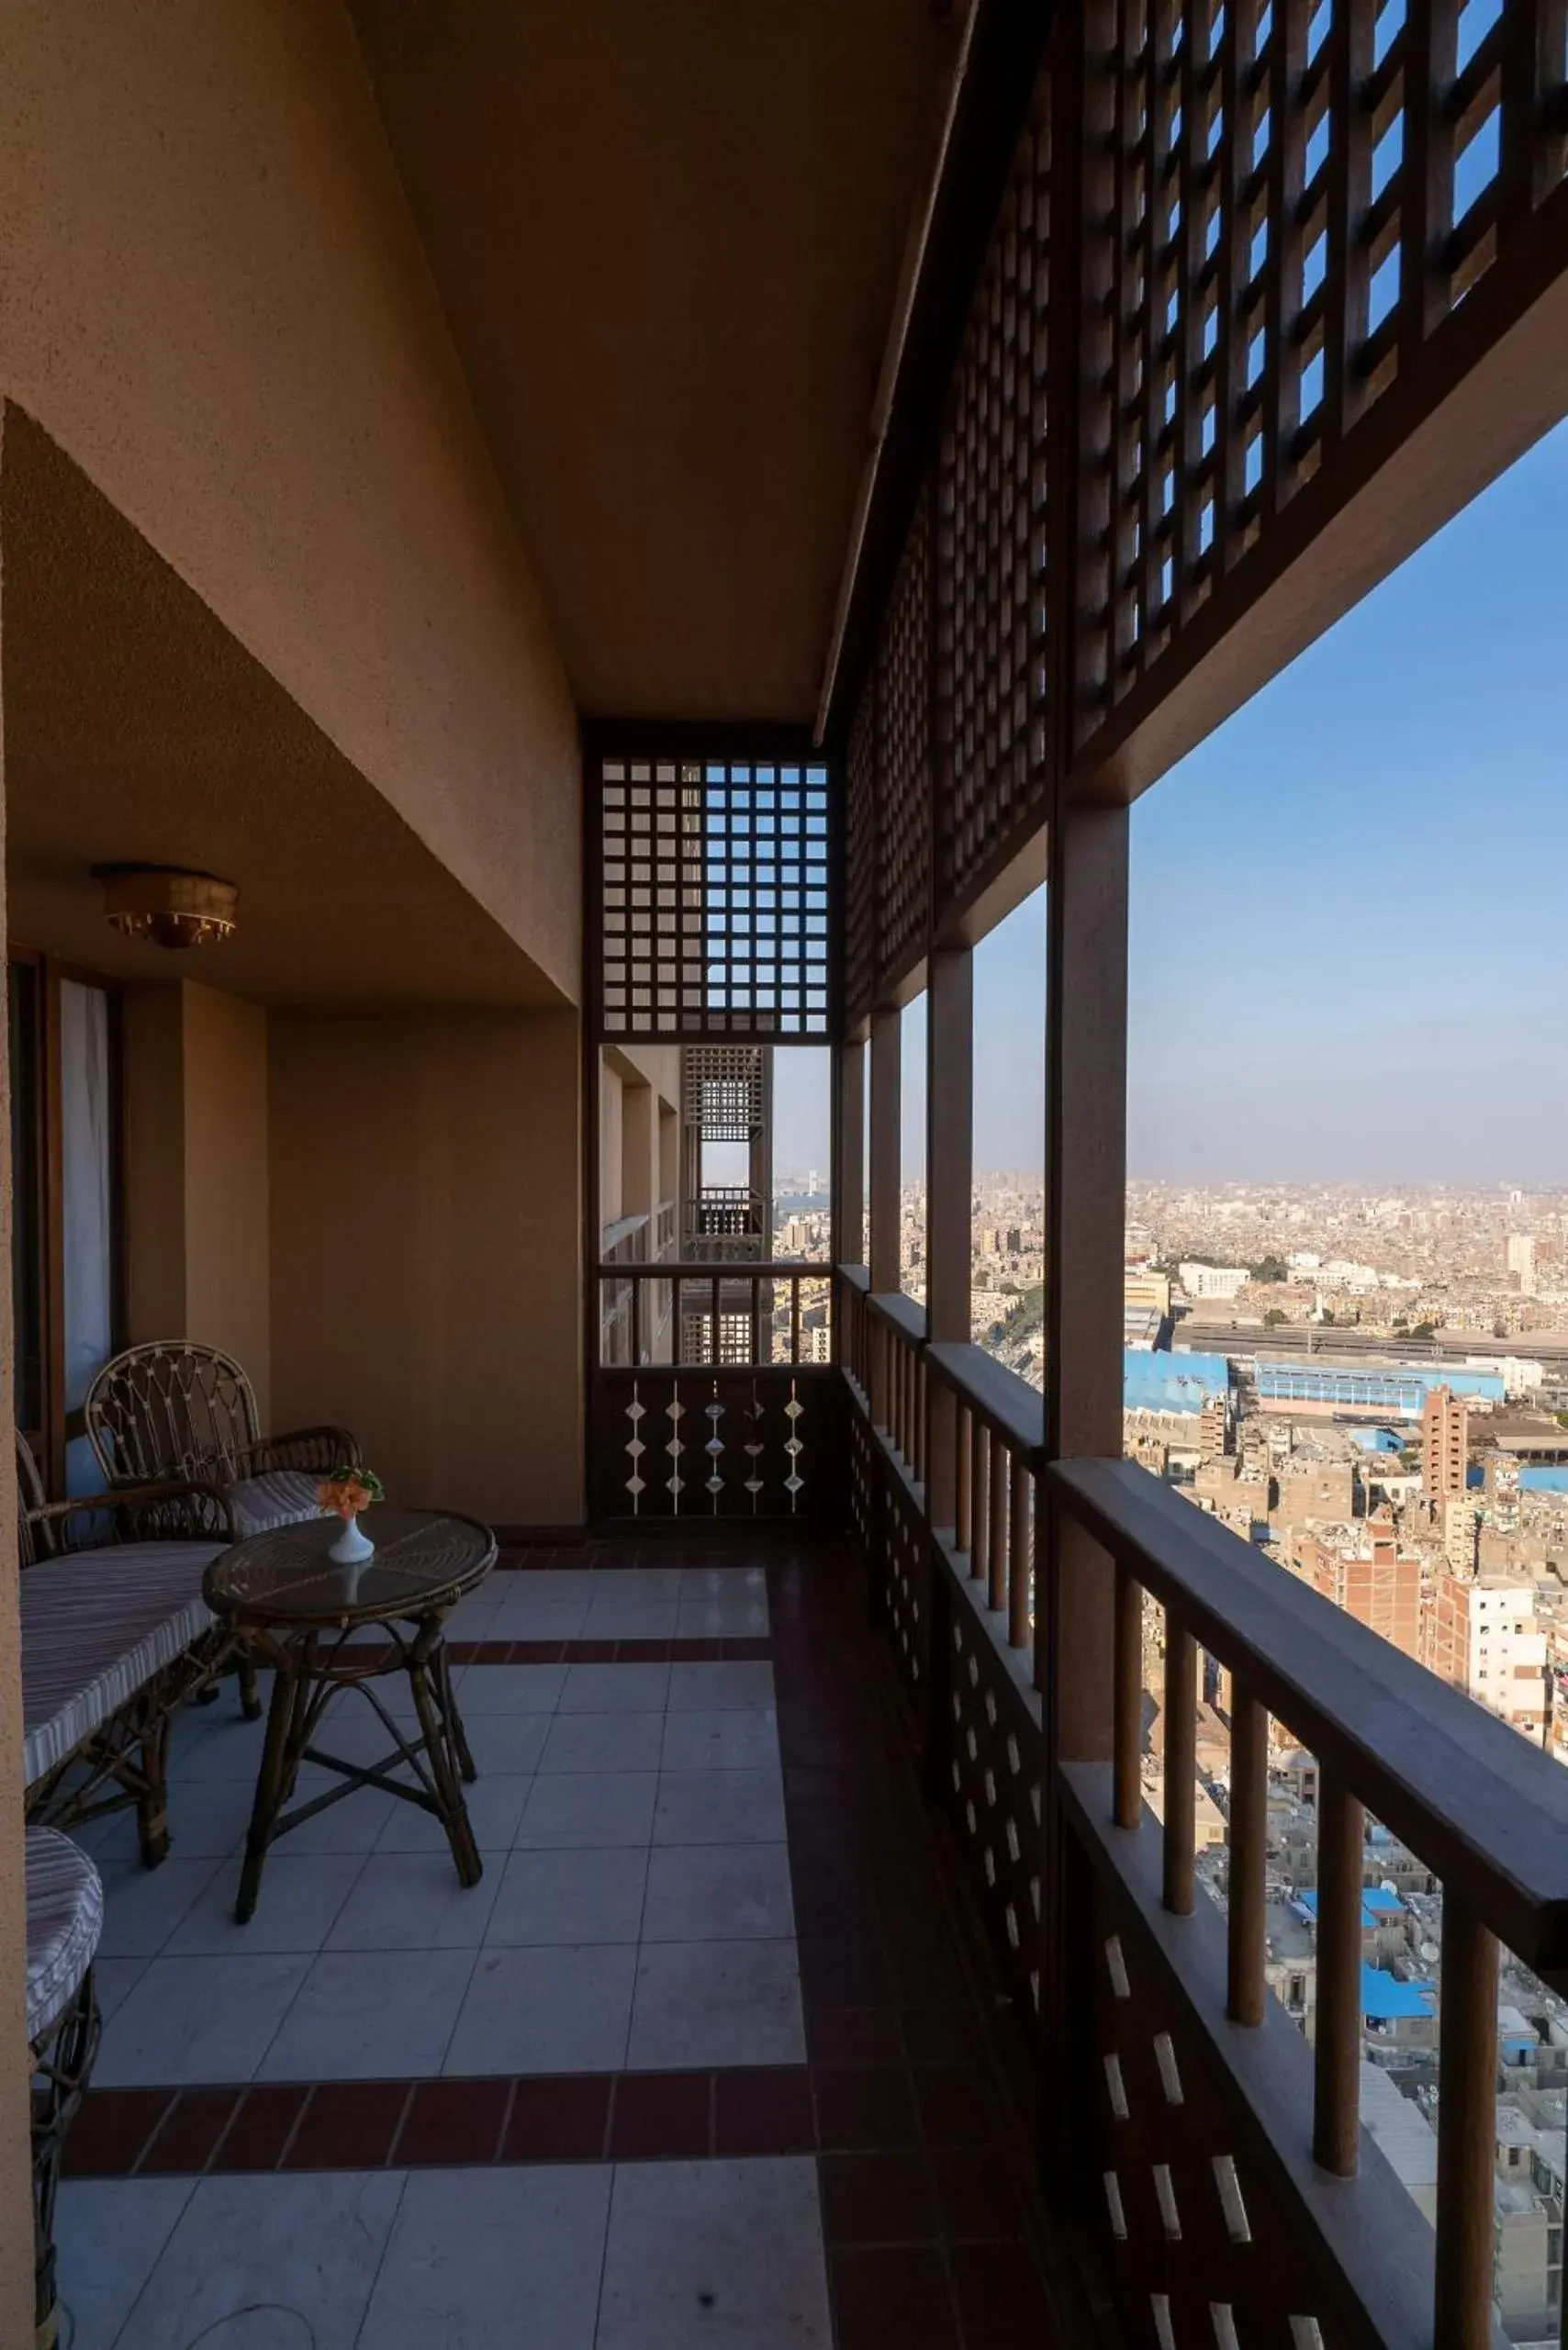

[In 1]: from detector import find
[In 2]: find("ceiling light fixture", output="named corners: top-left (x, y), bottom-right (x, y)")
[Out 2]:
top-left (94, 864), bottom-right (239, 950)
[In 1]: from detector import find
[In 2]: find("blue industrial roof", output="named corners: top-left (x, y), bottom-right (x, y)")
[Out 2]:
top-left (1124, 1349), bottom-right (1229, 1413)
top-left (1254, 1361), bottom-right (1506, 1416)
top-left (1360, 1965), bottom-right (1433, 2022)
top-left (1348, 1427), bottom-right (1405, 1454)
top-left (1294, 1887), bottom-right (1405, 1930)
top-left (1521, 1465), bottom-right (1568, 1493)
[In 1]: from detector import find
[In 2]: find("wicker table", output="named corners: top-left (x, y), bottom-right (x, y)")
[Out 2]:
top-left (204, 1508), bottom-right (496, 1922)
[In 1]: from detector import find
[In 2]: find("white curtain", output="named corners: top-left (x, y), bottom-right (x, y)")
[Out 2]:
top-left (61, 980), bottom-right (113, 1494)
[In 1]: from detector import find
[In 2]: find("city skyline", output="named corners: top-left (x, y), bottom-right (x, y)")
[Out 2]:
top-left (777, 413), bottom-right (1568, 1186)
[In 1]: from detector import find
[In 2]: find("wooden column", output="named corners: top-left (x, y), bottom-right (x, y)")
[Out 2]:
top-left (834, 1037), bottom-right (866, 1270)
top-left (1042, 795), bottom-right (1128, 1759)
top-left (868, 1009), bottom-right (902, 1295)
top-left (924, 947), bottom-right (972, 1528)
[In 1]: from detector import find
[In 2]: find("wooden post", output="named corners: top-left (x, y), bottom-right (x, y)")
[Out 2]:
top-left (1434, 1897), bottom-right (1499, 2350)
top-left (835, 1037), bottom-right (866, 1272)
top-left (1043, 796), bottom-right (1129, 1756)
top-left (925, 948), bottom-right (972, 1532)
top-left (1226, 1691), bottom-right (1268, 2026)
top-left (1313, 1774), bottom-right (1366, 2179)
top-left (868, 1010), bottom-right (901, 1296)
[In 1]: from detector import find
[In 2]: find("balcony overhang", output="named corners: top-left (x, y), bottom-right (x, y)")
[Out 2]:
top-left (3, 410), bottom-right (566, 1011)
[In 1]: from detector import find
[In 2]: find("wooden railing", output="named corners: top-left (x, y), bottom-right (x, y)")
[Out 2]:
top-left (833, 1263), bottom-right (1568, 2350)
top-left (595, 1261), bottom-right (831, 1371)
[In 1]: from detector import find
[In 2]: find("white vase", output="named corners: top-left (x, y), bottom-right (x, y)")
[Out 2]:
top-left (329, 1514), bottom-right (375, 1566)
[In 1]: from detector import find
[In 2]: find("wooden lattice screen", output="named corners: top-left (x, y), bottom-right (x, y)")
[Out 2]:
top-left (837, 0), bottom-right (1568, 1019)
top-left (594, 751), bottom-right (832, 1043)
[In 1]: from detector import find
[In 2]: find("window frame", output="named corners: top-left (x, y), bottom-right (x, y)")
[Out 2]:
top-left (7, 946), bottom-right (127, 1494)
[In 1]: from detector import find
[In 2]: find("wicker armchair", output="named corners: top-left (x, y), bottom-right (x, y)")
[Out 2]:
top-left (84, 1341), bottom-right (359, 1537)
top-left (17, 1433), bottom-right (250, 1864)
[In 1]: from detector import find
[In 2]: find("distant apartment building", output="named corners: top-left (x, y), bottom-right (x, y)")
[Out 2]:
top-left (1125, 1269), bottom-right (1171, 1318)
top-left (1277, 1460), bottom-right (1356, 1527)
top-left (1179, 1260), bottom-right (1249, 1302)
top-left (1425, 1577), bottom-right (1549, 1736)
top-left (1421, 1385), bottom-right (1469, 1508)
top-left (1506, 1232), bottom-right (1538, 1296)
top-left (1292, 1526), bottom-right (1423, 1662)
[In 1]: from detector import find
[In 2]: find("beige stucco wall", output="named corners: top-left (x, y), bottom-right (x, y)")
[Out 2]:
top-left (182, 987), bottom-right (272, 1424)
top-left (0, 0), bottom-right (580, 1002)
top-left (0, 408), bottom-right (37, 2350)
top-left (122, 981), bottom-right (273, 1421)
top-left (269, 1008), bottom-right (583, 1526)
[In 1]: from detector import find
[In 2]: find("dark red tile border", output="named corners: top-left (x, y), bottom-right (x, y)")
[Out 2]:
top-left (445, 1636), bottom-right (774, 1665)
top-left (66, 2057), bottom-right (996, 2177)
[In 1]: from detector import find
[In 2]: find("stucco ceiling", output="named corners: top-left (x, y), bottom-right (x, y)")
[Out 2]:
top-left (3, 410), bottom-right (565, 1009)
top-left (348, 0), bottom-right (953, 722)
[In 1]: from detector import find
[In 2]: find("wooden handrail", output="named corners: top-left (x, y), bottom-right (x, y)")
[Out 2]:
top-left (866, 1288), bottom-right (927, 1344)
top-left (1051, 1454), bottom-right (1568, 1980)
top-left (924, 1339), bottom-right (1043, 1459)
top-left (596, 1259), bottom-right (833, 1281)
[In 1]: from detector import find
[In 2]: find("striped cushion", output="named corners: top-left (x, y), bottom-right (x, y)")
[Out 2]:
top-left (227, 1468), bottom-right (328, 1537)
top-left (21, 1542), bottom-right (226, 1788)
top-left (27, 1828), bottom-right (103, 2043)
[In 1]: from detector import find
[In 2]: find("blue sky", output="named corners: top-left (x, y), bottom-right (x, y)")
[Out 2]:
top-left (773, 416), bottom-right (1568, 1186)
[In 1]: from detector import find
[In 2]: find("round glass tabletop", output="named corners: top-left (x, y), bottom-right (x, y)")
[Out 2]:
top-left (204, 1508), bottom-right (497, 1627)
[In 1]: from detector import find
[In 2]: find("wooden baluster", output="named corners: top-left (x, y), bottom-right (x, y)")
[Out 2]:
top-left (711, 1273), bottom-right (721, 1370)
top-left (1008, 1453), bottom-right (1031, 1651)
top-left (1162, 1619), bottom-right (1196, 1915)
top-left (955, 1401), bottom-right (972, 1555)
top-left (988, 1432), bottom-right (1008, 1614)
top-left (1113, 1566), bottom-right (1142, 1831)
top-left (632, 1274), bottom-right (642, 1367)
top-left (790, 1276), bottom-right (801, 1366)
top-left (971, 1416), bottom-right (990, 1587)
top-left (1313, 1773), bottom-right (1366, 2177)
top-left (916, 1355), bottom-right (926, 1482)
top-left (1227, 1689), bottom-right (1268, 2026)
top-left (1434, 1895), bottom-right (1499, 2350)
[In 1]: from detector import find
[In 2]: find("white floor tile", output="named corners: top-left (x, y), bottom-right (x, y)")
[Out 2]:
top-left (257, 1948), bottom-right (476, 2080)
top-left (597, 2157), bottom-right (830, 2350)
top-left (96, 1953), bottom-right (314, 2085)
top-left (675, 1596), bottom-right (770, 1638)
top-left (92, 1955), bottom-right (151, 2023)
top-left (485, 1847), bottom-right (648, 1947)
top-left (627, 1941), bottom-right (804, 2070)
top-left (373, 1773), bottom-right (532, 1854)
top-left (516, 1772), bottom-right (658, 1850)
top-left (652, 1771), bottom-right (786, 1845)
top-left (659, 1709), bottom-right (779, 1773)
top-left (640, 1844), bottom-right (795, 1942)
top-left (462, 1709), bottom-right (552, 1773)
top-left (538, 1711), bottom-right (665, 1774)
top-left (579, 1595), bottom-right (681, 1639)
top-left (163, 1775), bottom-right (266, 1856)
top-left (599, 1567), bottom-right (685, 1604)
top-left (356, 2164), bottom-right (610, 2348)
top-left (666, 1661), bottom-right (777, 1712)
top-left (557, 1662), bottom-right (671, 1714)
top-left (111, 2170), bottom-right (405, 2350)
top-left (498, 1569), bottom-right (599, 1606)
top-left (454, 1662), bottom-right (568, 1714)
top-left (445, 1943), bottom-right (636, 2075)
top-left (56, 2178), bottom-right (196, 2350)
top-left (172, 1709), bottom-right (272, 1780)
top-left (165, 1853), bottom-right (364, 1955)
top-left (489, 1596), bottom-right (590, 1640)
top-left (443, 1588), bottom-right (507, 1639)
top-left (326, 1852), bottom-right (500, 1950)
top-left (95, 1856), bottom-right (226, 1958)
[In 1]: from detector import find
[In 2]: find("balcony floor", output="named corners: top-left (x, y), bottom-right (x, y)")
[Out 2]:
top-left (57, 1532), bottom-right (1074, 2348)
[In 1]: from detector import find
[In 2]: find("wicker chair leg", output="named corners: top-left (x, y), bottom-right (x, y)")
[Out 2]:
top-left (32, 1967), bottom-right (100, 2350)
top-left (135, 1717), bottom-right (172, 1868)
top-left (237, 1649), bottom-right (263, 1722)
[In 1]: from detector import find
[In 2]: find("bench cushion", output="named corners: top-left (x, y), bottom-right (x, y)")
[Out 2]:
top-left (26, 1827), bottom-right (103, 2043)
top-left (227, 1468), bottom-right (328, 1537)
top-left (20, 1541), bottom-right (226, 1789)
